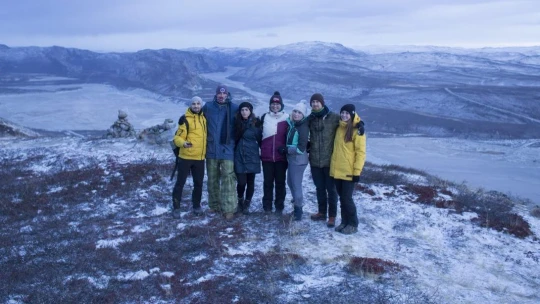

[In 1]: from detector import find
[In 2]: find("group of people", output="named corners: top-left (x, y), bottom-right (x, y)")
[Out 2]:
top-left (171, 84), bottom-right (366, 234)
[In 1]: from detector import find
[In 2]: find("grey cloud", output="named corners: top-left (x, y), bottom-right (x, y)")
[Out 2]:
top-left (0, 0), bottom-right (538, 49)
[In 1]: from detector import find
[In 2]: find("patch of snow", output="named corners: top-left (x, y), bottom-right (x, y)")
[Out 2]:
top-left (132, 224), bottom-right (150, 233)
top-left (95, 237), bottom-right (131, 249)
top-left (116, 270), bottom-right (149, 281)
top-left (189, 254), bottom-right (207, 262)
top-left (151, 205), bottom-right (169, 216)
top-left (161, 272), bottom-right (175, 278)
top-left (19, 225), bottom-right (32, 233)
top-left (156, 234), bottom-right (175, 242)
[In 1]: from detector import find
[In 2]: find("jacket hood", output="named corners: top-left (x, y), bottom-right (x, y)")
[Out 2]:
top-left (213, 92), bottom-right (233, 105)
top-left (339, 113), bottom-right (360, 127)
top-left (186, 108), bottom-right (203, 117)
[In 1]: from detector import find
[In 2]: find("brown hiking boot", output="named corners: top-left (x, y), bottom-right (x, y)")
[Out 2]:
top-left (224, 212), bottom-right (235, 220)
top-left (310, 213), bottom-right (326, 221)
top-left (327, 217), bottom-right (336, 228)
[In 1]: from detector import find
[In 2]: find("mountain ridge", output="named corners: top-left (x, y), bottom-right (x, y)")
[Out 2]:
top-left (1, 42), bottom-right (540, 138)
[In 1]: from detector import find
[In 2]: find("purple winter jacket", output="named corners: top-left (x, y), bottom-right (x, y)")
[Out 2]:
top-left (260, 111), bottom-right (289, 162)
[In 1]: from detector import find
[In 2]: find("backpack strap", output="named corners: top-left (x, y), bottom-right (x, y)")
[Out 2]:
top-left (178, 115), bottom-right (189, 133)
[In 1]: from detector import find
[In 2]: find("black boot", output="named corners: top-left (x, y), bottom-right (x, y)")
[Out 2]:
top-left (242, 200), bottom-right (251, 215)
top-left (293, 206), bottom-right (303, 221)
top-left (236, 198), bottom-right (244, 215)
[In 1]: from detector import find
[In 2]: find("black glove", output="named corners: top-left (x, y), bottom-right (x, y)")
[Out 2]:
top-left (351, 176), bottom-right (360, 183)
top-left (278, 146), bottom-right (287, 156)
top-left (357, 121), bottom-right (365, 136)
top-left (306, 141), bottom-right (311, 153)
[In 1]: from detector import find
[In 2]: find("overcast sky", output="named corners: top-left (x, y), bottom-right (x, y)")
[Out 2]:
top-left (1, 0), bottom-right (539, 51)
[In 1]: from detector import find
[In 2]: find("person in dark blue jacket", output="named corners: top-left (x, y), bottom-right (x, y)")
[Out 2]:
top-left (233, 102), bottom-right (262, 215)
top-left (202, 84), bottom-right (239, 220)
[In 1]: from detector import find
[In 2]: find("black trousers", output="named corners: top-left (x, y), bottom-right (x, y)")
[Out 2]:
top-left (172, 158), bottom-right (205, 210)
top-left (333, 178), bottom-right (358, 227)
top-left (311, 166), bottom-right (338, 217)
top-left (236, 173), bottom-right (256, 201)
top-left (261, 161), bottom-right (288, 211)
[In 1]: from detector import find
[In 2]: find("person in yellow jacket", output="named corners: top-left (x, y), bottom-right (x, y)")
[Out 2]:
top-left (172, 96), bottom-right (207, 218)
top-left (329, 104), bottom-right (366, 234)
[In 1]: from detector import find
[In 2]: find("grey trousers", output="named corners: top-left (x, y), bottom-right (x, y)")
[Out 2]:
top-left (287, 163), bottom-right (307, 207)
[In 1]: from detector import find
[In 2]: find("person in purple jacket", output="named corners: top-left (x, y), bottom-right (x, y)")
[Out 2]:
top-left (260, 91), bottom-right (289, 214)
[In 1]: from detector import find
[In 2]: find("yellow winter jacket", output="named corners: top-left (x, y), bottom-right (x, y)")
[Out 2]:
top-left (173, 108), bottom-right (207, 160)
top-left (329, 113), bottom-right (366, 181)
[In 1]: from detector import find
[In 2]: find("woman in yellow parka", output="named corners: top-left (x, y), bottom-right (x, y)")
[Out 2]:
top-left (329, 104), bottom-right (366, 234)
top-left (172, 96), bottom-right (207, 218)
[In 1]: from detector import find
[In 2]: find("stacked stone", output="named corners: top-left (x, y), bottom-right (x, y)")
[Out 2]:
top-left (138, 118), bottom-right (175, 144)
top-left (104, 110), bottom-right (136, 138)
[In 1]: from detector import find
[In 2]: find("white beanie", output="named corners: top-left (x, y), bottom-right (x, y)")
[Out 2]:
top-left (293, 101), bottom-right (308, 117)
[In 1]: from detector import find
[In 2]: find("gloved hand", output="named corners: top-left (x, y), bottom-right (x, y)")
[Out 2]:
top-left (306, 141), bottom-right (311, 153)
top-left (357, 121), bottom-right (365, 136)
top-left (278, 146), bottom-right (288, 156)
top-left (351, 175), bottom-right (360, 183)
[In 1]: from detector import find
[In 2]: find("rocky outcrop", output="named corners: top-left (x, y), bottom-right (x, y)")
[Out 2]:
top-left (138, 119), bottom-right (175, 145)
top-left (0, 117), bottom-right (40, 138)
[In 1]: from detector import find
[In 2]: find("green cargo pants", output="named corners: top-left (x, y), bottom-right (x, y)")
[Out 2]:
top-left (206, 159), bottom-right (237, 214)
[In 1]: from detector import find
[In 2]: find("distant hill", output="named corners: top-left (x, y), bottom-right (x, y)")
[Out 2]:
top-left (0, 45), bottom-right (224, 98)
top-left (2, 42), bottom-right (540, 138)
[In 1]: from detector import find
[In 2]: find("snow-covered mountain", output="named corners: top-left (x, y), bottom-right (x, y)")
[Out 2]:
top-left (0, 45), bottom-right (224, 98)
top-left (1, 41), bottom-right (540, 138)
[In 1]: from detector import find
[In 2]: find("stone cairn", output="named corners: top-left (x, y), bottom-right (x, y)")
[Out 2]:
top-left (138, 118), bottom-right (175, 145)
top-left (104, 110), bottom-right (137, 138)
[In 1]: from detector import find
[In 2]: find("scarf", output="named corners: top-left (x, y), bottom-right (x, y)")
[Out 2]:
top-left (216, 94), bottom-right (232, 145)
top-left (310, 105), bottom-right (330, 119)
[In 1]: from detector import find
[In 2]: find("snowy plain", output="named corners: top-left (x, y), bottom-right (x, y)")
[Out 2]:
top-left (0, 78), bottom-right (180, 131)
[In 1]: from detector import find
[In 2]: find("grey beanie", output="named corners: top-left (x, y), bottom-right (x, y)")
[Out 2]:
top-left (191, 96), bottom-right (202, 103)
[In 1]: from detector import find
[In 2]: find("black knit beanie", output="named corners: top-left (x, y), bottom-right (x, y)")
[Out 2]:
top-left (340, 104), bottom-right (356, 118)
top-left (310, 93), bottom-right (325, 107)
top-left (238, 101), bottom-right (254, 113)
top-left (269, 91), bottom-right (284, 111)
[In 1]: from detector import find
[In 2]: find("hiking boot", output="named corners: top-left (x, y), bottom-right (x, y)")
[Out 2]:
top-left (172, 209), bottom-right (181, 219)
top-left (274, 209), bottom-right (283, 216)
top-left (340, 225), bottom-right (358, 235)
top-left (208, 208), bottom-right (222, 216)
top-left (172, 197), bottom-right (181, 210)
top-left (224, 212), bottom-right (235, 220)
top-left (334, 223), bottom-right (347, 232)
top-left (293, 206), bottom-right (303, 221)
top-left (242, 200), bottom-right (251, 215)
top-left (236, 198), bottom-right (244, 215)
top-left (327, 217), bottom-right (336, 228)
top-left (192, 207), bottom-right (203, 216)
top-left (310, 213), bottom-right (326, 221)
